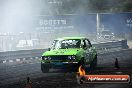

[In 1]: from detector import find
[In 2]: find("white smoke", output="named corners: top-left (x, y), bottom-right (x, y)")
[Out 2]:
top-left (0, 0), bottom-right (41, 33)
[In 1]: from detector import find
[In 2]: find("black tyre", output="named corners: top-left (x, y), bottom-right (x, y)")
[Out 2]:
top-left (90, 54), bottom-right (97, 69)
top-left (41, 63), bottom-right (50, 73)
top-left (93, 54), bottom-right (97, 68)
top-left (77, 58), bottom-right (85, 71)
top-left (90, 61), bottom-right (94, 69)
top-left (76, 75), bottom-right (86, 85)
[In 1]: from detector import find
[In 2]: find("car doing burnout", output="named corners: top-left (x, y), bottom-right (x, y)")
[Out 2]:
top-left (41, 37), bottom-right (97, 73)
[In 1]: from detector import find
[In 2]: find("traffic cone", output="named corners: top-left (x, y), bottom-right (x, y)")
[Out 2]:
top-left (114, 58), bottom-right (120, 70)
top-left (25, 77), bottom-right (32, 88)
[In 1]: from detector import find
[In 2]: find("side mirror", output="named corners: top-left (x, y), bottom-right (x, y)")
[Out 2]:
top-left (48, 48), bottom-right (50, 51)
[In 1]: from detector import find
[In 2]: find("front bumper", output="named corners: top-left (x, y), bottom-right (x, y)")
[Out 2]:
top-left (41, 61), bottom-right (79, 72)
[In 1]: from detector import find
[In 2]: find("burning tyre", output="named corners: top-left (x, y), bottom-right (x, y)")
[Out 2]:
top-left (76, 65), bottom-right (86, 84)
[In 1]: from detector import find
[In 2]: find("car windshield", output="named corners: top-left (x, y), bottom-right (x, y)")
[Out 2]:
top-left (51, 39), bottom-right (81, 50)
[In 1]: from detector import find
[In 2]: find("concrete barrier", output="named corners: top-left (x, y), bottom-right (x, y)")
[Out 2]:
top-left (93, 40), bottom-right (128, 54)
top-left (0, 40), bottom-right (128, 64)
top-left (0, 49), bottom-right (47, 63)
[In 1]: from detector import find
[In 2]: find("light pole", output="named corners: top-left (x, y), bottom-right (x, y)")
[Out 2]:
top-left (96, 13), bottom-right (100, 40)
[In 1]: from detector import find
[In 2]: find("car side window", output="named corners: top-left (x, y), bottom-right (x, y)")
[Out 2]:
top-left (85, 39), bottom-right (92, 48)
top-left (83, 40), bottom-right (87, 48)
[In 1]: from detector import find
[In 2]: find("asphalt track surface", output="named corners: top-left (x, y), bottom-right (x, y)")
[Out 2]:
top-left (0, 49), bottom-right (132, 88)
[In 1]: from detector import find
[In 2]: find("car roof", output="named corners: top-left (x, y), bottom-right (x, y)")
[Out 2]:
top-left (55, 37), bottom-right (87, 40)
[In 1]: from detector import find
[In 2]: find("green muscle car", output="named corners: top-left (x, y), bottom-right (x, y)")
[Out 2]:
top-left (41, 37), bottom-right (97, 73)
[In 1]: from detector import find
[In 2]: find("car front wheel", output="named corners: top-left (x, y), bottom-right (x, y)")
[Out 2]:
top-left (41, 63), bottom-right (50, 73)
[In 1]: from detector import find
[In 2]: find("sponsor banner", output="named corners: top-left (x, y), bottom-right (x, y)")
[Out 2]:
top-left (35, 13), bottom-right (132, 33)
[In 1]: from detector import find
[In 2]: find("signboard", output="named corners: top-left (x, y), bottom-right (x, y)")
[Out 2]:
top-left (35, 13), bottom-right (132, 34)
top-left (101, 13), bottom-right (132, 33)
top-left (35, 15), bottom-right (96, 34)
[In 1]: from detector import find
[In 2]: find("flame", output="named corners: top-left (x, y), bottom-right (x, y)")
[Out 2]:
top-left (78, 65), bottom-right (86, 76)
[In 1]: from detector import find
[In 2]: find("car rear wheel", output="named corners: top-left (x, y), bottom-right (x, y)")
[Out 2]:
top-left (90, 54), bottom-right (97, 69)
top-left (77, 58), bottom-right (85, 71)
top-left (94, 55), bottom-right (97, 67)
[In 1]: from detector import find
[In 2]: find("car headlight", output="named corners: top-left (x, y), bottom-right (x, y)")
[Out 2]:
top-left (68, 56), bottom-right (76, 60)
top-left (42, 56), bottom-right (51, 60)
top-left (47, 56), bottom-right (51, 60)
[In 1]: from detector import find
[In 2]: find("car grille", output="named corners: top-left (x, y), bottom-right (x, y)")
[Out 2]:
top-left (50, 56), bottom-right (68, 60)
